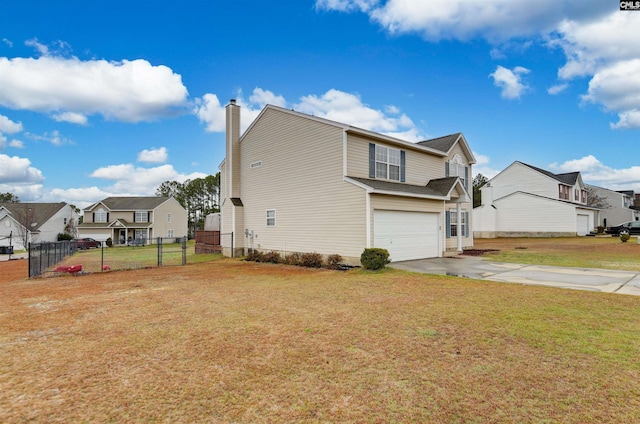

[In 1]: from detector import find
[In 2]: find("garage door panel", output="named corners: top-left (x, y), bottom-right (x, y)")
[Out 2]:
top-left (374, 210), bottom-right (439, 262)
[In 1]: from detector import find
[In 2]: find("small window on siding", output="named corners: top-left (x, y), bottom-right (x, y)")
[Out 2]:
top-left (135, 211), bottom-right (148, 223)
top-left (167, 213), bottom-right (172, 223)
top-left (266, 209), bottom-right (276, 227)
top-left (168, 229), bottom-right (174, 238)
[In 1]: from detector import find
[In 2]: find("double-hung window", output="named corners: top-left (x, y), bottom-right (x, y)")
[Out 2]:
top-left (559, 185), bottom-right (570, 200)
top-left (369, 143), bottom-right (405, 182)
top-left (135, 211), bottom-right (148, 223)
top-left (446, 209), bottom-right (469, 238)
top-left (375, 145), bottom-right (401, 181)
top-left (266, 209), bottom-right (276, 226)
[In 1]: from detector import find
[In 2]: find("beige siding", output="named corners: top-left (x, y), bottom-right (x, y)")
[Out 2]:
top-left (152, 198), bottom-right (188, 239)
top-left (239, 108), bottom-right (366, 259)
top-left (346, 134), bottom-right (444, 185)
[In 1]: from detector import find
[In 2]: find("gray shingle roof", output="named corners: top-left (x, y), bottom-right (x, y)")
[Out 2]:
top-left (519, 162), bottom-right (579, 185)
top-left (348, 176), bottom-right (460, 198)
top-left (0, 202), bottom-right (68, 231)
top-left (89, 197), bottom-right (170, 211)
top-left (417, 133), bottom-right (462, 153)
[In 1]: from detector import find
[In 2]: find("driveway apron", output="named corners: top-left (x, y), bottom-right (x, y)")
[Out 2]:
top-left (389, 256), bottom-right (640, 296)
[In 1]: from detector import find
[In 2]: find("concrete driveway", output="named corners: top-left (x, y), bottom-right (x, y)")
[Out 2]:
top-left (389, 256), bottom-right (640, 296)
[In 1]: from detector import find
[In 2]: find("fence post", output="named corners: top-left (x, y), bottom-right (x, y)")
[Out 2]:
top-left (182, 237), bottom-right (187, 265)
top-left (157, 237), bottom-right (162, 267)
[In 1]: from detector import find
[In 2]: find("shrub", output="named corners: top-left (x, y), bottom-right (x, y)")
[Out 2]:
top-left (284, 252), bottom-right (302, 266)
top-left (57, 233), bottom-right (73, 241)
top-left (597, 225), bottom-right (605, 234)
top-left (262, 251), bottom-right (282, 264)
top-left (360, 248), bottom-right (390, 270)
top-left (620, 232), bottom-right (630, 243)
top-left (106, 237), bottom-right (113, 247)
top-left (326, 254), bottom-right (343, 270)
top-left (245, 250), bottom-right (264, 262)
top-left (300, 252), bottom-right (323, 268)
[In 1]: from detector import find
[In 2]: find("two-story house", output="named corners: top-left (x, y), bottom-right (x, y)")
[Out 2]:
top-left (220, 100), bottom-right (475, 264)
top-left (78, 197), bottom-right (187, 245)
top-left (586, 185), bottom-right (640, 228)
top-left (473, 161), bottom-right (598, 238)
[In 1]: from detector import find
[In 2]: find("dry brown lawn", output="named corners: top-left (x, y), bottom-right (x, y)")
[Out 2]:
top-left (2, 243), bottom-right (640, 422)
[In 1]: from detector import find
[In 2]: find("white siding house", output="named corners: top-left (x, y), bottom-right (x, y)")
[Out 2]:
top-left (474, 162), bottom-right (598, 237)
top-left (586, 185), bottom-right (640, 228)
top-left (0, 202), bottom-right (78, 250)
top-left (220, 100), bottom-right (476, 264)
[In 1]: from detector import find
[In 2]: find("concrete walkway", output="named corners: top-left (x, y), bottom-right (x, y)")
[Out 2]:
top-left (0, 253), bottom-right (28, 262)
top-left (389, 256), bottom-right (640, 296)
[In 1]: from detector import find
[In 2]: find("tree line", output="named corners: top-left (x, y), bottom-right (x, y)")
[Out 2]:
top-left (155, 173), bottom-right (221, 236)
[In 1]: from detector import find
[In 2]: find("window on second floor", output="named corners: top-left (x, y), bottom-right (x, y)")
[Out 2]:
top-left (446, 154), bottom-right (468, 189)
top-left (369, 143), bottom-right (405, 182)
top-left (559, 185), bottom-right (570, 200)
top-left (94, 208), bottom-right (108, 223)
top-left (266, 209), bottom-right (276, 227)
top-left (134, 211), bottom-right (148, 223)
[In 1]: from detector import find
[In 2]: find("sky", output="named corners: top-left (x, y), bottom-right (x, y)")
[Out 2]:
top-left (1, 1), bottom-right (639, 209)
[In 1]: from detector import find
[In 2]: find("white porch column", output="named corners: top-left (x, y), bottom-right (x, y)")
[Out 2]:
top-left (456, 202), bottom-right (463, 252)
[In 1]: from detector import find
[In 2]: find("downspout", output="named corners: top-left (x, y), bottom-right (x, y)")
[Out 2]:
top-left (456, 202), bottom-right (463, 252)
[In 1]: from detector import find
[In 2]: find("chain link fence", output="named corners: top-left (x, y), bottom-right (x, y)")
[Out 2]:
top-left (29, 237), bottom-right (189, 278)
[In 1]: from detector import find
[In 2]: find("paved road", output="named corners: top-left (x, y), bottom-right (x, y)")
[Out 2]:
top-left (389, 256), bottom-right (640, 296)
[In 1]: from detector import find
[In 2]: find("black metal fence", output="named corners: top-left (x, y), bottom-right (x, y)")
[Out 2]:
top-left (28, 240), bottom-right (78, 278)
top-left (29, 237), bottom-right (188, 278)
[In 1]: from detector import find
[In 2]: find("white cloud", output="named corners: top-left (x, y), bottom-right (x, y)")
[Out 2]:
top-left (89, 163), bottom-right (207, 195)
top-left (547, 83), bottom-right (568, 95)
top-left (0, 154), bottom-right (45, 184)
top-left (295, 89), bottom-right (423, 140)
top-left (317, 0), bottom-right (610, 42)
top-left (549, 155), bottom-right (640, 191)
top-left (138, 147), bottom-right (168, 163)
top-left (471, 152), bottom-right (500, 179)
top-left (195, 87), bottom-right (424, 142)
top-left (26, 130), bottom-right (72, 146)
top-left (0, 114), bottom-right (23, 133)
top-left (2, 38), bottom-right (13, 48)
top-left (489, 65), bottom-right (530, 99)
top-left (0, 56), bottom-right (189, 123)
top-left (52, 111), bottom-right (88, 125)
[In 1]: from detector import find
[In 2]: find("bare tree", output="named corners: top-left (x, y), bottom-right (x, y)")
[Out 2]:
top-left (12, 204), bottom-right (38, 249)
top-left (585, 186), bottom-right (610, 209)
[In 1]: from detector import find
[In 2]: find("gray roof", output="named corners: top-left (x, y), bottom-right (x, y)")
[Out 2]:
top-left (87, 196), bottom-right (170, 211)
top-left (519, 162), bottom-right (579, 185)
top-left (348, 176), bottom-right (461, 198)
top-left (417, 133), bottom-right (462, 153)
top-left (0, 202), bottom-right (68, 231)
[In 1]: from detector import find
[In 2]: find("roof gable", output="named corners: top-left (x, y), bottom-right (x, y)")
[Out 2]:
top-left (0, 202), bottom-right (68, 231)
top-left (85, 197), bottom-right (171, 211)
top-left (418, 133), bottom-right (476, 164)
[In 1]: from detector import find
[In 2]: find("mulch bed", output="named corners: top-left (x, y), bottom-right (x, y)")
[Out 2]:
top-left (460, 249), bottom-right (500, 256)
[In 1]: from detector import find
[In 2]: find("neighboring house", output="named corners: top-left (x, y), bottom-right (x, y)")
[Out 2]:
top-left (586, 185), bottom-right (640, 228)
top-left (0, 202), bottom-right (78, 250)
top-left (77, 197), bottom-right (187, 245)
top-left (474, 161), bottom-right (598, 238)
top-left (219, 100), bottom-right (475, 264)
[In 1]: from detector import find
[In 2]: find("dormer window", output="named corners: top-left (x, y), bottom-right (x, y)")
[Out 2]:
top-left (559, 185), bottom-right (570, 200)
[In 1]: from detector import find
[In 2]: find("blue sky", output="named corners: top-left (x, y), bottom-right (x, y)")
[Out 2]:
top-left (1, 1), bottom-right (639, 208)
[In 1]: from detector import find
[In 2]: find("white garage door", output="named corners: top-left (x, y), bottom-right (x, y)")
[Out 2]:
top-left (577, 214), bottom-right (589, 236)
top-left (373, 210), bottom-right (439, 262)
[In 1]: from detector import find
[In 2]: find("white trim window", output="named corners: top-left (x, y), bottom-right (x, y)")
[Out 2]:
top-left (375, 145), bottom-right (401, 181)
top-left (168, 229), bottom-right (174, 238)
top-left (95, 208), bottom-right (108, 223)
top-left (266, 209), bottom-right (276, 227)
top-left (449, 154), bottom-right (467, 188)
top-left (448, 209), bottom-right (468, 238)
top-left (167, 213), bottom-right (172, 223)
top-left (135, 211), bottom-right (148, 223)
